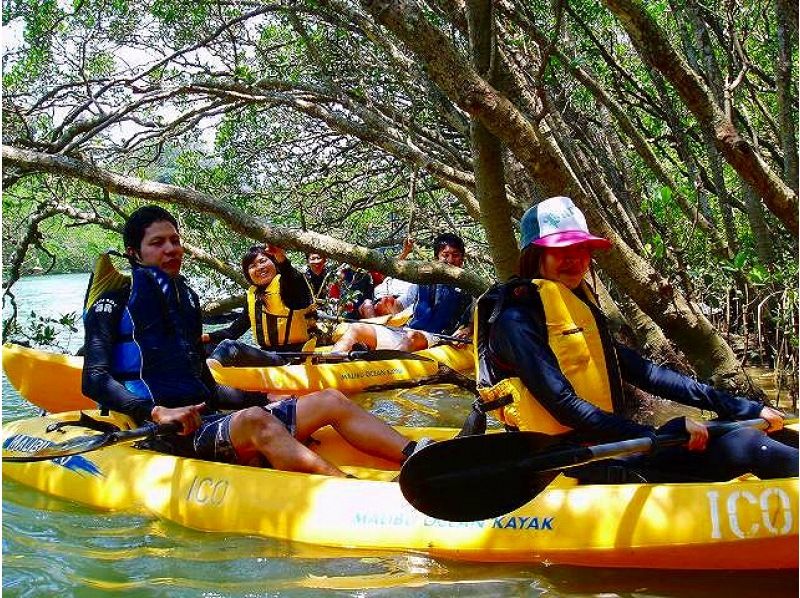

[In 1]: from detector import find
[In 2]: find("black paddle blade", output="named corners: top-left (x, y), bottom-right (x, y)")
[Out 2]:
top-left (399, 432), bottom-right (562, 522)
top-left (3, 431), bottom-right (111, 462)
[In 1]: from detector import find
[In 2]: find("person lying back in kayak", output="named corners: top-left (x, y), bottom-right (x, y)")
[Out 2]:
top-left (358, 237), bottom-right (416, 319)
top-left (82, 205), bottom-right (426, 476)
top-left (472, 196), bottom-right (797, 482)
top-left (332, 233), bottom-right (473, 353)
top-left (203, 244), bottom-right (313, 368)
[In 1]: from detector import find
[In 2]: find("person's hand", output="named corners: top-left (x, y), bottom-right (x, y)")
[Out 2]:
top-left (151, 403), bottom-right (206, 436)
top-left (265, 244), bottom-right (286, 263)
top-left (684, 418), bottom-right (709, 451)
top-left (201, 333), bottom-right (210, 343)
top-left (451, 325), bottom-right (472, 347)
top-left (759, 405), bottom-right (786, 433)
top-left (399, 237), bottom-right (415, 260)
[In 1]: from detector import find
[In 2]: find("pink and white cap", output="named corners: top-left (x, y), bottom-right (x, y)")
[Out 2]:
top-left (520, 196), bottom-right (612, 250)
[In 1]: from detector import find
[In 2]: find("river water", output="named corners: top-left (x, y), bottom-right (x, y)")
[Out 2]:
top-left (2, 273), bottom-right (796, 596)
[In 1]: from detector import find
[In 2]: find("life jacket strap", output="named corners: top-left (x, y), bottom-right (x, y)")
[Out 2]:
top-left (477, 393), bottom-right (513, 412)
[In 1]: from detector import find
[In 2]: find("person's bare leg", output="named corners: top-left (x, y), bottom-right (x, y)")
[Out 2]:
top-left (396, 331), bottom-right (428, 352)
top-left (295, 389), bottom-right (410, 462)
top-left (332, 323), bottom-right (378, 352)
top-left (228, 407), bottom-right (346, 476)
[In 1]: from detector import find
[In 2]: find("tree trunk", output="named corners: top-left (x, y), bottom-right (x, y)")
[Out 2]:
top-left (466, 0), bottom-right (519, 280)
top-left (775, 0), bottom-right (799, 194)
top-left (2, 145), bottom-right (490, 295)
top-left (359, 0), bottom-right (755, 388)
top-left (743, 184), bottom-right (775, 267)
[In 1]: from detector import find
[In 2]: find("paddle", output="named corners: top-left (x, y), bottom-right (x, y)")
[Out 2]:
top-left (273, 349), bottom-right (433, 363)
top-left (399, 418), bottom-right (785, 522)
top-left (364, 364), bottom-right (477, 393)
top-left (3, 421), bottom-right (181, 463)
top-left (315, 312), bottom-right (472, 345)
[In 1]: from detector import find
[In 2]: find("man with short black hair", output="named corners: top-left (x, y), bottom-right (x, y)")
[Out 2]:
top-left (333, 233), bottom-right (473, 352)
top-left (82, 205), bottom-right (422, 475)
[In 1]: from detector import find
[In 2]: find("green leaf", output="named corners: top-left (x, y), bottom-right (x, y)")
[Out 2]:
top-left (732, 251), bottom-right (748, 270)
top-left (748, 264), bottom-right (768, 285)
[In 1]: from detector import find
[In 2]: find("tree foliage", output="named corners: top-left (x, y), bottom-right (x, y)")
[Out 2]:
top-left (2, 0), bottom-right (797, 394)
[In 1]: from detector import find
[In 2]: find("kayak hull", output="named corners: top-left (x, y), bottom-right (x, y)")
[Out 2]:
top-left (2, 343), bottom-right (473, 412)
top-left (3, 411), bottom-right (797, 570)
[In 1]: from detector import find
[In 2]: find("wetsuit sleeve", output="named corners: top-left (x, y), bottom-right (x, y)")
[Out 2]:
top-left (491, 304), bottom-right (655, 442)
top-left (214, 384), bottom-right (271, 409)
top-left (277, 259), bottom-right (313, 310)
top-left (615, 344), bottom-right (764, 419)
top-left (81, 290), bottom-right (155, 423)
top-left (206, 311), bottom-right (251, 344)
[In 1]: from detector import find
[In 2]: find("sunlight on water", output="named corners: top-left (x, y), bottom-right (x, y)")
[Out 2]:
top-left (2, 273), bottom-right (797, 597)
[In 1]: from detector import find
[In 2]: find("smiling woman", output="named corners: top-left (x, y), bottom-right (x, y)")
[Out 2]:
top-left (204, 243), bottom-right (316, 365)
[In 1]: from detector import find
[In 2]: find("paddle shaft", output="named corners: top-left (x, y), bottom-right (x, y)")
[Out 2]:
top-left (3, 421), bottom-right (180, 462)
top-left (317, 312), bottom-right (471, 344)
top-left (270, 349), bottom-right (431, 362)
top-left (440, 419), bottom-right (772, 483)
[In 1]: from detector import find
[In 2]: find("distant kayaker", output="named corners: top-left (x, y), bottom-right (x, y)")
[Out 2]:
top-left (203, 244), bottom-right (313, 367)
top-left (358, 237), bottom-right (415, 319)
top-left (82, 205), bottom-right (428, 475)
top-left (329, 264), bottom-right (375, 319)
top-left (333, 233), bottom-right (473, 352)
top-left (472, 196), bottom-right (797, 481)
top-left (304, 252), bottom-right (336, 303)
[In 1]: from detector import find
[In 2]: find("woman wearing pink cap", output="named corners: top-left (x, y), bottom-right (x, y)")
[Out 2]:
top-left (471, 196), bottom-right (795, 482)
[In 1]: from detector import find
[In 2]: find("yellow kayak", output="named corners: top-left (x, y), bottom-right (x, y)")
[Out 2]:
top-left (3, 410), bottom-right (797, 570)
top-left (2, 342), bottom-right (474, 413)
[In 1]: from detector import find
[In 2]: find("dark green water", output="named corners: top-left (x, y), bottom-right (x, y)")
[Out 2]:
top-left (2, 273), bottom-right (797, 596)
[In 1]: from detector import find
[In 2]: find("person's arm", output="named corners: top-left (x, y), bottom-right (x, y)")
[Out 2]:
top-left (274, 255), bottom-right (313, 310)
top-left (615, 344), bottom-right (765, 420)
top-left (396, 283), bottom-right (418, 310)
top-left (491, 305), bottom-right (655, 442)
top-left (205, 311), bottom-right (251, 345)
top-left (81, 290), bottom-right (160, 423)
top-left (396, 237), bottom-right (415, 261)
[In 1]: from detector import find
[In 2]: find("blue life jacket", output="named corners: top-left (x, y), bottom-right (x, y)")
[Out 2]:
top-left (408, 284), bottom-right (472, 334)
top-left (112, 265), bottom-right (211, 408)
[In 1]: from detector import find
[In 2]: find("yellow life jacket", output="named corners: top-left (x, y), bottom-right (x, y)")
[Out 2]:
top-left (475, 279), bottom-right (615, 435)
top-left (247, 275), bottom-right (311, 348)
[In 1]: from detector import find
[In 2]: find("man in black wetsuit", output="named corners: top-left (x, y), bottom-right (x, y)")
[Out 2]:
top-left (82, 205), bottom-right (422, 473)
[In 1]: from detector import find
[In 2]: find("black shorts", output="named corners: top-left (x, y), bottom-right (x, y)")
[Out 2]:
top-left (149, 398), bottom-right (298, 465)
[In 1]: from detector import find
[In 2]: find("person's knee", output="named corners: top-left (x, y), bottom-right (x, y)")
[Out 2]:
top-left (234, 406), bottom-right (281, 435)
top-left (714, 426), bottom-right (798, 479)
top-left (307, 389), bottom-right (351, 417)
top-left (313, 388), bottom-right (348, 409)
top-left (210, 339), bottom-right (239, 365)
top-left (405, 331), bottom-right (428, 352)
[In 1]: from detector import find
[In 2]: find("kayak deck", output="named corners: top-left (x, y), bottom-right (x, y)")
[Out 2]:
top-left (3, 411), bottom-right (797, 570)
top-left (2, 342), bottom-right (474, 413)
